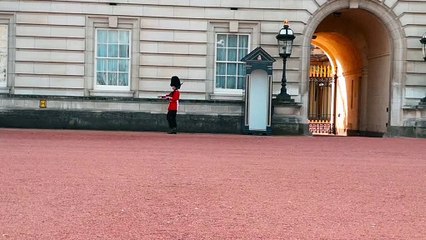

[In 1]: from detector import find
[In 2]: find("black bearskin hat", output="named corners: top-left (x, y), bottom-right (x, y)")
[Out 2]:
top-left (170, 76), bottom-right (181, 89)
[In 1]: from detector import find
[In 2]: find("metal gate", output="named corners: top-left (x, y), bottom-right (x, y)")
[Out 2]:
top-left (308, 65), bottom-right (336, 135)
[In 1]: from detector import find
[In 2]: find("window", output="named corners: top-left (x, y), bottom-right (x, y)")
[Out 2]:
top-left (215, 34), bottom-right (249, 92)
top-left (0, 24), bottom-right (7, 88)
top-left (95, 29), bottom-right (131, 90)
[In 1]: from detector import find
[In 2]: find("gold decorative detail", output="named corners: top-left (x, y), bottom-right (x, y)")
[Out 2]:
top-left (39, 99), bottom-right (47, 108)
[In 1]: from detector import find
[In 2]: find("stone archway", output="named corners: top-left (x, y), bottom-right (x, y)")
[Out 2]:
top-left (309, 32), bottom-right (362, 135)
top-left (301, 0), bottom-right (406, 136)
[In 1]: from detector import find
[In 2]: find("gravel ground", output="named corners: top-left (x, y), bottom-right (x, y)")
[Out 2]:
top-left (0, 129), bottom-right (425, 240)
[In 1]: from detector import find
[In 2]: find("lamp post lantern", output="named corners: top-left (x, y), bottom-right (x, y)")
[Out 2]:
top-left (276, 20), bottom-right (295, 102)
top-left (421, 32), bottom-right (426, 61)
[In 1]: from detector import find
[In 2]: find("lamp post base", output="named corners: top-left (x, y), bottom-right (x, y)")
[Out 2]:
top-left (420, 96), bottom-right (426, 106)
top-left (275, 93), bottom-right (294, 103)
top-left (271, 101), bottom-right (310, 135)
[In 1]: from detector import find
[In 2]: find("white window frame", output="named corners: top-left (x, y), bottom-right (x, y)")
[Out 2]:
top-left (0, 24), bottom-right (8, 88)
top-left (94, 28), bottom-right (132, 91)
top-left (214, 33), bottom-right (250, 95)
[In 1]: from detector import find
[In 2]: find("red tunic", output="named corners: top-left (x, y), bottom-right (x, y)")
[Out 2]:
top-left (168, 90), bottom-right (180, 111)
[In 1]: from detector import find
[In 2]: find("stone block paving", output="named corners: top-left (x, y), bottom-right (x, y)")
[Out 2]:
top-left (0, 129), bottom-right (425, 239)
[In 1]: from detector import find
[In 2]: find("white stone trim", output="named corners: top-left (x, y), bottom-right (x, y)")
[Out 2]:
top-left (210, 92), bottom-right (244, 101)
top-left (89, 90), bottom-right (135, 98)
top-left (206, 20), bottom-right (260, 100)
top-left (85, 16), bottom-right (140, 97)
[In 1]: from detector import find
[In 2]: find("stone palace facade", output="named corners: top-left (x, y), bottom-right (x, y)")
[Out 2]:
top-left (0, 0), bottom-right (425, 137)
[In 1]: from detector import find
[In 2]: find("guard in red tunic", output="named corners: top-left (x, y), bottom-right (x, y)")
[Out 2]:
top-left (161, 76), bottom-right (181, 134)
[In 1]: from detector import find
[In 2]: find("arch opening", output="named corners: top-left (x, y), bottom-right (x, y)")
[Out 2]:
top-left (308, 8), bottom-right (392, 136)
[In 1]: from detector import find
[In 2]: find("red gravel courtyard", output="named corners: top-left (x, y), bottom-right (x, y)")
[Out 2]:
top-left (0, 129), bottom-right (425, 239)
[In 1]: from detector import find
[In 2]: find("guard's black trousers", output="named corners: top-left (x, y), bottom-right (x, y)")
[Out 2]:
top-left (167, 110), bottom-right (177, 129)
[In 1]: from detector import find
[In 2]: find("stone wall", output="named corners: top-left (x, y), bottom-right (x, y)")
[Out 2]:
top-left (0, 95), bottom-right (244, 133)
top-left (0, 0), bottom-right (425, 136)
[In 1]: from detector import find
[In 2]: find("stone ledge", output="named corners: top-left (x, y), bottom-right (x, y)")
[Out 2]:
top-left (0, 109), bottom-right (244, 134)
top-left (386, 125), bottom-right (426, 138)
top-left (89, 90), bottom-right (135, 98)
top-left (0, 87), bottom-right (9, 94)
top-left (271, 115), bottom-right (311, 136)
top-left (0, 93), bottom-right (243, 105)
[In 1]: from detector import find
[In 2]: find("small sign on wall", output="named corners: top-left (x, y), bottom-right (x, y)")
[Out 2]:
top-left (39, 99), bottom-right (47, 108)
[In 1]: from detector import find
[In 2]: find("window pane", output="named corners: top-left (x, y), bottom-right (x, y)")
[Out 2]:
top-left (226, 76), bottom-right (236, 89)
top-left (217, 34), bottom-right (226, 47)
top-left (108, 59), bottom-right (118, 72)
top-left (239, 35), bottom-right (248, 48)
top-left (97, 59), bottom-right (107, 71)
top-left (228, 49), bottom-right (237, 61)
top-left (214, 34), bottom-right (249, 91)
top-left (108, 44), bottom-right (118, 57)
top-left (239, 49), bottom-right (248, 60)
top-left (228, 35), bottom-right (237, 47)
top-left (109, 30), bottom-right (118, 43)
top-left (119, 73), bottom-right (128, 86)
top-left (216, 76), bottom-right (225, 88)
top-left (97, 30), bottom-right (108, 43)
top-left (238, 64), bottom-right (246, 76)
top-left (97, 72), bottom-right (106, 85)
top-left (108, 72), bottom-right (118, 85)
top-left (119, 44), bottom-right (129, 58)
top-left (217, 48), bottom-right (226, 61)
top-left (97, 44), bottom-right (107, 57)
top-left (227, 63), bottom-right (237, 75)
top-left (237, 77), bottom-right (245, 89)
top-left (119, 60), bottom-right (128, 72)
top-left (216, 63), bottom-right (226, 75)
top-left (119, 31), bottom-right (129, 44)
top-left (95, 29), bottom-right (131, 89)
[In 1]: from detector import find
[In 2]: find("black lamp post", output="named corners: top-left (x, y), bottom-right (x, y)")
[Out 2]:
top-left (420, 33), bottom-right (426, 105)
top-left (275, 20), bottom-right (295, 103)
